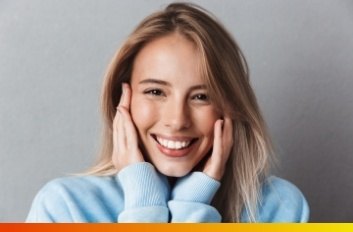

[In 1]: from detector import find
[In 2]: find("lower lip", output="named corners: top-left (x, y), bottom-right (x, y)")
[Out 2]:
top-left (155, 139), bottom-right (195, 158)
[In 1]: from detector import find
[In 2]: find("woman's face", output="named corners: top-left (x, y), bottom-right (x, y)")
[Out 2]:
top-left (130, 33), bottom-right (220, 177)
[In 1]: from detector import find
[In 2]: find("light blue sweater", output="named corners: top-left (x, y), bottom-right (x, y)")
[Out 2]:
top-left (26, 162), bottom-right (309, 222)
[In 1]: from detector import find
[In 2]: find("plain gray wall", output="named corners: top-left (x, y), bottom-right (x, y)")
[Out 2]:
top-left (1, 0), bottom-right (352, 222)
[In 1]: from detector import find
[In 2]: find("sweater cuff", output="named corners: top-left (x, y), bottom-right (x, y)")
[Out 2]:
top-left (171, 172), bottom-right (220, 204)
top-left (117, 162), bottom-right (170, 209)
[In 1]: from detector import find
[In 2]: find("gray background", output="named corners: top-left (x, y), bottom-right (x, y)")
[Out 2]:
top-left (0, 0), bottom-right (352, 222)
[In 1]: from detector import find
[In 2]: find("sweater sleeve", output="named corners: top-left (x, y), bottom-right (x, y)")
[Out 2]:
top-left (117, 162), bottom-right (170, 222)
top-left (168, 172), bottom-right (221, 222)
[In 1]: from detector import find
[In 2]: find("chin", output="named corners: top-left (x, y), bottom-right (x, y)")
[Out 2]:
top-left (154, 163), bottom-right (192, 177)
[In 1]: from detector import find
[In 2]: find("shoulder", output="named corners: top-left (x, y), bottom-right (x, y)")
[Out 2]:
top-left (38, 175), bottom-right (121, 199)
top-left (256, 176), bottom-right (310, 222)
top-left (262, 176), bottom-right (306, 205)
top-left (27, 175), bottom-right (123, 222)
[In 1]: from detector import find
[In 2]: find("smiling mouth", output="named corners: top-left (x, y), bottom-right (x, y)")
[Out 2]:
top-left (151, 134), bottom-right (198, 150)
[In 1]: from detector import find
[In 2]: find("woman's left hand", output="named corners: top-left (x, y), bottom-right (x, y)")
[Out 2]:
top-left (202, 116), bottom-right (233, 181)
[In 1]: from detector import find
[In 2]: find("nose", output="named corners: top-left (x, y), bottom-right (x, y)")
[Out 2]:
top-left (162, 98), bottom-right (191, 131)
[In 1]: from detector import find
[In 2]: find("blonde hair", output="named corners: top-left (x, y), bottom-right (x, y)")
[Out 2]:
top-left (86, 2), bottom-right (274, 222)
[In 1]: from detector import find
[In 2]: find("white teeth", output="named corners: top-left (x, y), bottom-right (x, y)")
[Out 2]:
top-left (162, 139), bottom-right (168, 147)
top-left (175, 141), bottom-right (182, 149)
top-left (156, 136), bottom-right (192, 150)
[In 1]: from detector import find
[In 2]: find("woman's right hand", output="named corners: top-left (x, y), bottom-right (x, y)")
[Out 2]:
top-left (112, 83), bottom-right (144, 171)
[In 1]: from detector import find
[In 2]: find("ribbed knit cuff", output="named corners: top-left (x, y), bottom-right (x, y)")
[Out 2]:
top-left (117, 162), bottom-right (170, 209)
top-left (171, 172), bottom-right (220, 204)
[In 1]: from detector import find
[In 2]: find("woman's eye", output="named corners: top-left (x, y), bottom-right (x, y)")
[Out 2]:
top-left (192, 94), bottom-right (209, 101)
top-left (144, 89), bottom-right (164, 96)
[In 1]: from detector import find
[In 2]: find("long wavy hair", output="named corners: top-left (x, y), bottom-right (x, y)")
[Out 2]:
top-left (86, 2), bottom-right (273, 222)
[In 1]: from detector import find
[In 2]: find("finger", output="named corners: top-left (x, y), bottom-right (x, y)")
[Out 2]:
top-left (211, 119), bottom-right (224, 163)
top-left (222, 116), bottom-right (234, 152)
top-left (118, 106), bottom-right (139, 148)
top-left (117, 108), bottom-right (126, 151)
top-left (118, 85), bottom-right (125, 107)
top-left (202, 119), bottom-right (223, 180)
top-left (120, 83), bottom-right (131, 110)
top-left (112, 109), bottom-right (120, 153)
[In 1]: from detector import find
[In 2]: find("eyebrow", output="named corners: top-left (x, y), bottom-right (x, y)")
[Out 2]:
top-left (139, 79), bottom-right (170, 86)
top-left (139, 78), bottom-right (207, 91)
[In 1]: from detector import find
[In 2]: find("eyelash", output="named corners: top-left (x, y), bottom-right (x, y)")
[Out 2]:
top-left (192, 93), bottom-right (209, 101)
top-left (143, 89), bottom-right (209, 103)
top-left (144, 89), bottom-right (165, 96)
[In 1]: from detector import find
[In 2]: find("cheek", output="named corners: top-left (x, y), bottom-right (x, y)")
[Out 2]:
top-left (194, 108), bottom-right (219, 137)
top-left (130, 95), bottom-right (158, 131)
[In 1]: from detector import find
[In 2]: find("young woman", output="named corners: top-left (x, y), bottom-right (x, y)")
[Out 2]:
top-left (26, 3), bottom-right (309, 222)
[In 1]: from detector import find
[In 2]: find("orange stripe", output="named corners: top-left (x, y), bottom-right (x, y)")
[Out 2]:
top-left (1, 223), bottom-right (353, 232)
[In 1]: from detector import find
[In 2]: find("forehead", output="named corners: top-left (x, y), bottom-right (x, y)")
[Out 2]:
top-left (131, 33), bottom-right (204, 86)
